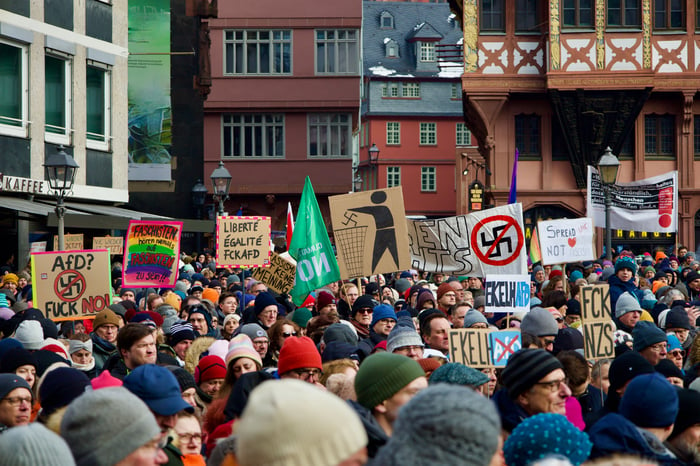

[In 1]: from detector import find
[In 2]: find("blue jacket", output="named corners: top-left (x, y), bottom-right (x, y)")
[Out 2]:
top-left (492, 388), bottom-right (529, 434)
top-left (607, 275), bottom-right (645, 317)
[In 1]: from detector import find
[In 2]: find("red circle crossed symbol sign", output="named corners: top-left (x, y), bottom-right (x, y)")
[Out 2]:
top-left (54, 269), bottom-right (86, 303)
top-left (470, 215), bottom-right (524, 266)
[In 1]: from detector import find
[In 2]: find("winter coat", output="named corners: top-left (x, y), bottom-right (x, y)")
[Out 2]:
top-left (348, 400), bottom-right (389, 458)
top-left (492, 388), bottom-right (529, 434)
top-left (91, 333), bottom-right (116, 372)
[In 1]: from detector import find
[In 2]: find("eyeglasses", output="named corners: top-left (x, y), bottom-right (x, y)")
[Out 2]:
top-left (176, 432), bottom-right (202, 443)
top-left (357, 308), bottom-right (373, 314)
top-left (2, 396), bottom-right (32, 407)
top-left (543, 339), bottom-right (555, 347)
top-left (282, 331), bottom-right (297, 337)
top-left (648, 342), bottom-right (667, 352)
top-left (443, 293), bottom-right (456, 298)
top-left (669, 349), bottom-right (685, 357)
top-left (292, 368), bottom-right (323, 380)
top-left (534, 377), bottom-right (567, 392)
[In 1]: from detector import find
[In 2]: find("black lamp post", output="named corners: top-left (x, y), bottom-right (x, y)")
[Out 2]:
top-left (210, 160), bottom-right (232, 217)
top-left (597, 147), bottom-right (620, 261)
top-left (44, 146), bottom-right (79, 251)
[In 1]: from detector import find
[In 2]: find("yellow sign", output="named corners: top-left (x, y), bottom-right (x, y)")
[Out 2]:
top-left (53, 233), bottom-right (84, 251)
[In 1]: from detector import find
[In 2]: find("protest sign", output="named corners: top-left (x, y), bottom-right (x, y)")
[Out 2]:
top-left (489, 330), bottom-right (522, 367)
top-left (30, 241), bottom-right (47, 253)
top-left (329, 187), bottom-right (411, 279)
top-left (580, 284), bottom-right (615, 360)
top-left (252, 251), bottom-right (296, 294)
top-left (216, 216), bottom-right (271, 268)
top-left (93, 236), bottom-right (124, 255)
top-left (407, 203), bottom-right (527, 277)
top-left (587, 167), bottom-right (677, 233)
top-left (31, 249), bottom-right (112, 321)
top-left (53, 233), bottom-right (84, 251)
top-left (122, 220), bottom-right (182, 288)
top-left (537, 217), bottom-right (595, 265)
top-left (449, 328), bottom-right (522, 368)
top-left (484, 274), bottom-right (530, 314)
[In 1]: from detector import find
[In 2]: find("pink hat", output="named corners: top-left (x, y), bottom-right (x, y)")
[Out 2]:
top-left (91, 370), bottom-right (123, 390)
top-left (225, 334), bottom-right (262, 368)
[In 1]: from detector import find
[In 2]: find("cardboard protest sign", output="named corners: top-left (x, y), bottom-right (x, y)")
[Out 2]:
top-left (484, 274), bottom-right (530, 314)
top-left (93, 236), bottom-right (124, 255)
top-left (122, 221), bottom-right (182, 288)
top-left (216, 216), bottom-right (271, 268)
top-left (537, 217), bottom-right (595, 265)
top-left (449, 328), bottom-right (522, 368)
top-left (53, 233), bottom-right (84, 251)
top-left (31, 249), bottom-right (112, 321)
top-left (329, 187), bottom-right (411, 279)
top-left (407, 203), bottom-right (527, 277)
top-left (251, 251), bottom-right (296, 294)
top-left (30, 242), bottom-right (47, 253)
top-left (580, 284), bottom-right (615, 360)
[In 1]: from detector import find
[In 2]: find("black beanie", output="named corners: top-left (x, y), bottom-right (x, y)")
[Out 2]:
top-left (565, 299), bottom-right (581, 316)
top-left (0, 348), bottom-right (36, 374)
top-left (665, 307), bottom-right (691, 330)
top-left (501, 349), bottom-right (563, 399)
top-left (655, 359), bottom-right (684, 380)
top-left (167, 366), bottom-right (196, 392)
top-left (352, 295), bottom-right (376, 315)
top-left (608, 351), bottom-right (654, 393)
top-left (669, 388), bottom-right (700, 440)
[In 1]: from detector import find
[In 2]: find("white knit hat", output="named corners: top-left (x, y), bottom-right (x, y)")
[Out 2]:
top-left (13, 320), bottom-right (44, 350)
top-left (236, 379), bottom-right (367, 466)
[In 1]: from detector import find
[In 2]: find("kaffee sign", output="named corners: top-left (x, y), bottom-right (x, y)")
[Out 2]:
top-left (0, 173), bottom-right (48, 195)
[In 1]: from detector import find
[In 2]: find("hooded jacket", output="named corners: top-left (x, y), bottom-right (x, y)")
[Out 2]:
top-left (347, 400), bottom-right (390, 458)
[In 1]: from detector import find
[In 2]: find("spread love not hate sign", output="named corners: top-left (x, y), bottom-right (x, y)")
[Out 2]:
top-left (537, 217), bottom-right (595, 266)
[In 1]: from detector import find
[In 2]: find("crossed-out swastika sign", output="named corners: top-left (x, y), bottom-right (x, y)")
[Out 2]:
top-left (471, 215), bottom-right (524, 266)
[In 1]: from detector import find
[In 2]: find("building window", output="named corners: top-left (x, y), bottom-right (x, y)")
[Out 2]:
top-left (387, 166), bottom-right (401, 187)
top-left (385, 40), bottom-right (399, 58)
top-left (316, 30), bottom-right (359, 74)
top-left (481, 0), bottom-right (506, 31)
top-left (607, 0), bottom-right (641, 27)
top-left (387, 122), bottom-right (400, 145)
top-left (380, 11), bottom-right (394, 29)
top-left (308, 113), bottom-right (352, 157)
top-left (617, 129), bottom-right (635, 159)
top-left (381, 82), bottom-right (399, 97)
top-left (402, 82), bottom-right (420, 98)
top-left (644, 114), bottom-right (675, 157)
top-left (224, 30), bottom-right (291, 75)
top-left (653, 0), bottom-right (684, 29)
top-left (0, 40), bottom-right (28, 137)
top-left (419, 122), bottom-right (437, 145)
top-left (419, 42), bottom-right (436, 62)
top-left (86, 64), bottom-right (111, 150)
top-left (45, 54), bottom-right (72, 144)
top-left (562, 0), bottom-right (594, 27)
top-left (451, 83), bottom-right (461, 99)
top-left (223, 114), bottom-right (285, 158)
top-left (421, 166), bottom-right (436, 192)
top-left (456, 123), bottom-right (473, 146)
top-left (516, 0), bottom-right (540, 32)
top-left (695, 116), bottom-right (700, 158)
top-left (515, 114), bottom-right (541, 159)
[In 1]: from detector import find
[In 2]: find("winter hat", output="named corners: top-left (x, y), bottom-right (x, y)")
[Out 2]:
top-left (619, 372), bottom-right (678, 427)
top-left (553, 327), bottom-right (584, 354)
top-left (195, 355), bottom-right (227, 384)
top-left (370, 304), bottom-right (396, 327)
top-left (322, 341), bottom-right (359, 362)
top-left (187, 305), bottom-right (212, 328)
top-left (254, 291), bottom-right (277, 315)
top-left (570, 270), bottom-right (584, 282)
top-left (225, 334), bottom-right (263, 368)
top-left (0, 347), bottom-right (36, 374)
top-left (371, 384), bottom-right (500, 466)
top-left (0, 423), bottom-right (76, 466)
top-left (239, 323), bottom-right (268, 342)
top-left (39, 367), bottom-right (91, 417)
top-left (429, 362), bottom-right (489, 387)
top-left (608, 351), bottom-right (655, 394)
top-left (13, 320), bottom-right (44, 350)
top-left (0, 338), bottom-right (22, 360)
top-left (463, 309), bottom-right (489, 328)
top-left (123, 364), bottom-right (194, 416)
top-left (316, 291), bottom-right (337, 310)
top-left (236, 379), bottom-right (367, 466)
top-left (41, 338), bottom-right (70, 361)
top-left (669, 388), bottom-right (700, 440)
top-left (322, 322), bottom-right (359, 345)
top-left (501, 349), bottom-right (563, 399)
top-left (386, 325), bottom-right (424, 353)
top-left (655, 358), bottom-right (684, 380)
top-left (355, 352), bottom-right (425, 409)
top-left (664, 306), bottom-right (691, 330)
top-left (352, 295), bottom-right (375, 315)
top-left (202, 287), bottom-right (219, 304)
top-left (0, 373), bottom-right (31, 400)
top-left (615, 292), bottom-right (642, 318)
top-left (615, 256), bottom-right (637, 276)
top-left (90, 370), bottom-right (123, 390)
top-left (436, 283), bottom-right (453, 301)
top-left (632, 321), bottom-right (667, 352)
top-left (68, 338), bottom-right (93, 355)
top-left (290, 307), bottom-right (313, 328)
top-left (566, 299), bottom-right (582, 316)
top-left (223, 313), bottom-right (241, 327)
top-left (93, 309), bottom-right (121, 330)
top-left (166, 366), bottom-right (196, 392)
top-left (61, 387), bottom-right (160, 466)
top-left (2, 273), bottom-right (18, 286)
top-left (168, 322), bottom-right (196, 347)
top-left (129, 311), bottom-right (164, 328)
top-left (685, 270), bottom-right (700, 284)
top-left (504, 413), bottom-right (592, 466)
top-left (394, 278), bottom-right (411, 294)
top-left (278, 336), bottom-right (322, 375)
top-left (667, 333), bottom-right (683, 353)
top-left (520, 307), bottom-right (558, 337)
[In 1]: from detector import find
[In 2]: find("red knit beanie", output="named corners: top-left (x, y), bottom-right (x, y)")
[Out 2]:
top-left (277, 336), bottom-right (322, 375)
top-left (436, 283), bottom-right (453, 301)
top-left (316, 291), bottom-right (336, 310)
top-left (195, 355), bottom-right (227, 384)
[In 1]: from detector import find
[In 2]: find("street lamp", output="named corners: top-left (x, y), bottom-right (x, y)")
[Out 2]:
top-left (44, 146), bottom-right (79, 251)
top-left (353, 173), bottom-right (363, 192)
top-left (368, 143), bottom-right (380, 166)
top-left (597, 146), bottom-right (620, 261)
top-left (210, 160), bottom-right (232, 217)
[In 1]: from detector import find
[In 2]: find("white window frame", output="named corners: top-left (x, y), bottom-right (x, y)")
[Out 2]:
top-left (44, 52), bottom-right (73, 145)
top-left (380, 12), bottom-right (394, 29)
top-left (419, 122), bottom-right (436, 145)
top-left (387, 166), bottom-right (401, 187)
top-left (315, 29), bottom-right (359, 75)
top-left (308, 113), bottom-right (352, 158)
top-left (0, 39), bottom-right (29, 138)
top-left (223, 30), bottom-right (292, 75)
top-left (402, 82), bottom-right (420, 98)
top-left (86, 62), bottom-right (112, 151)
top-left (386, 121), bottom-right (400, 145)
top-left (421, 166), bottom-right (436, 192)
top-left (419, 42), bottom-right (436, 62)
top-left (451, 82), bottom-right (461, 99)
top-left (456, 123), bottom-right (473, 147)
top-left (222, 113), bottom-right (285, 158)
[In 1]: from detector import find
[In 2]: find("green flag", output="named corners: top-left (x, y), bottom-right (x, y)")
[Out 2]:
top-left (288, 177), bottom-right (340, 305)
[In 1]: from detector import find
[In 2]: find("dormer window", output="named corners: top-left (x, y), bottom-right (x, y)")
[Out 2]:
top-left (385, 39), bottom-right (398, 57)
top-left (418, 41), bottom-right (435, 62)
top-left (380, 11), bottom-right (394, 29)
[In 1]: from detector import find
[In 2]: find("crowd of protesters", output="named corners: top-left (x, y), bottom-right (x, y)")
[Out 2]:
top-left (0, 246), bottom-right (698, 465)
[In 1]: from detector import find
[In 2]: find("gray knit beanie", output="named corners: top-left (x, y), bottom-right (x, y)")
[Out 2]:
top-left (386, 325), bottom-right (424, 353)
top-left (463, 309), bottom-right (489, 328)
top-left (61, 387), bottom-right (160, 466)
top-left (0, 423), bottom-right (76, 466)
top-left (615, 292), bottom-right (642, 318)
top-left (371, 384), bottom-right (501, 466)
top-left (520, 307), bottom-right (558, 337)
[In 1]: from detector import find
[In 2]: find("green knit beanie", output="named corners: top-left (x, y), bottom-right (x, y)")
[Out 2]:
top-left (355, 353), bottom-right (426, 410)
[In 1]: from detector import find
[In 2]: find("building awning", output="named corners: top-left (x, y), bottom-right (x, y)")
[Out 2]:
top-left (0, 196), bottom-right (88, 217)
